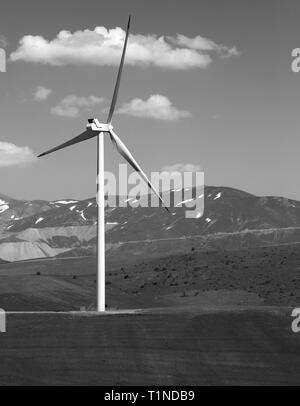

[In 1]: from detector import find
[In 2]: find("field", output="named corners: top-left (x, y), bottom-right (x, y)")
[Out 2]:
top-left (0, 307), bottom-right (299, 385)
top-left (0, 244), bottom-right (300, 385)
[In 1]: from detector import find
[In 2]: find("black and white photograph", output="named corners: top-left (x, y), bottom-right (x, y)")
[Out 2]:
top-left (0, 0), bottom-right (300, 391)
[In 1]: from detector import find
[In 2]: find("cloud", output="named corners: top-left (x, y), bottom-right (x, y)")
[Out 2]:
top-left (170, 34), bottom-right (239, 58)
top-left (34, 86), bottom-right (52, 101)
top-left (0, 142), bottom-right (37, 168)
top-left (51, 95), bottom-right (104, 118)
top-left (162, 163), bottom-right (202, 174)
top-left (10, 26), bottom-right (238, 70)
top-left (0, 35), bottom-right (8, 49)
top-left (117, 94), bottom-right (191, 121)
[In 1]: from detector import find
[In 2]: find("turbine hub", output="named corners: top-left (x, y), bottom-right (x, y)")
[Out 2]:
top-left (86, 119), bottom-right (112, 132)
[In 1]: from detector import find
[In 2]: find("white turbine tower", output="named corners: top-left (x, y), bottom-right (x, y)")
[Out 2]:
top-left (38, 16), bottom-right (169, 312)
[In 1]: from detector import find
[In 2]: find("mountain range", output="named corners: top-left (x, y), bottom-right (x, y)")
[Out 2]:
top-left (1, 186), bottom-right (300, 262)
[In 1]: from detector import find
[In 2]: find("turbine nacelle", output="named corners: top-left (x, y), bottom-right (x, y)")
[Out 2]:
top-left (87, 119), bottom-right (113, 132)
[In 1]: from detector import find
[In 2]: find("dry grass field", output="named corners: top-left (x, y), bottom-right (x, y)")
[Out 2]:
top-left (0, 244), bottom-right (299, 385)
top-left (0, 307), bottom-right (299, 385)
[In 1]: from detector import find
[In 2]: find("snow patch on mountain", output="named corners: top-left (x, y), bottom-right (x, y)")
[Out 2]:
top-left (175, 198), bottom-right (194, 207)
top-left (0, 199), bottom-right (9, 213)
top-left (35, 217), bottom-right (44, 225)
top-left (80, 211), bottom-right (86, 221)
top-left (53, 200), bottom-right (78, 204)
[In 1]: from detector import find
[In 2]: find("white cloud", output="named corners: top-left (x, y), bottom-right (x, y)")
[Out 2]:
top-left (162, 163), bottom-right (202, 174)
top-left (117, 94), bottom-right (191, 121)
top-left (0, 35), bottom-right (8, 49)
top-left (34, 86), bottom-right (52, 101)
top-left (10, 26), bottom-right (238, 70)
top-left (170, 34), bottom-right (239, 58)
top-left (51, 95), bottom-right (104, 118)
top-left (0, 142), bottom-right (37, 168)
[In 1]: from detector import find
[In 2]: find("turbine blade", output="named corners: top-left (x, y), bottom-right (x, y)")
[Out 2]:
top-left (38, 129), bottom-right (98, 157)
top-left (109, 130), bottom-right (170, 212)
top-left (106, 15), bottom-right (131, 124)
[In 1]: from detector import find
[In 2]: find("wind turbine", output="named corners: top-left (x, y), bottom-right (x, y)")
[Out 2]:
top-left (38, 16), bottom-right (169, 312)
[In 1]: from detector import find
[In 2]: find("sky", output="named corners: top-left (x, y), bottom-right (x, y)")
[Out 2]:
top-left (0, 0), bottom-right (299, 201)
